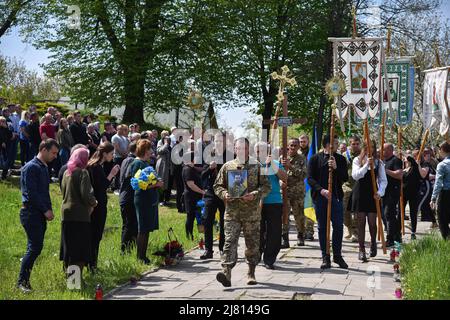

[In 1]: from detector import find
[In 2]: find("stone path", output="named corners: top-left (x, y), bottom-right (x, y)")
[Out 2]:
top-left (108, 218), bottom-right (433, 300)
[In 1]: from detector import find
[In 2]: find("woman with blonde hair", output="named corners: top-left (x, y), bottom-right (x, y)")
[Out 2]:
top-left (352, 139), bottom-right (387, 262)
top-left (60, 148), bottom-right (97, 277)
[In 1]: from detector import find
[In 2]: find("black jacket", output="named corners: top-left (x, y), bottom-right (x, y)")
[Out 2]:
top-left (70, 122), bottom-right (89, 145)
top-left (307, 151), bottom-right (348, 201)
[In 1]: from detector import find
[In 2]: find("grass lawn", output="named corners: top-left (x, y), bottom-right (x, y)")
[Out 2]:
top-left (0, 177), bottom-right (204, 300)
top-left (400, 233), bottom-right (450, 300)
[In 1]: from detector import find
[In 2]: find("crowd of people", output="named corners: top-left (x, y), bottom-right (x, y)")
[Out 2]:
top-left (4, 103), bottom-right (449, 292)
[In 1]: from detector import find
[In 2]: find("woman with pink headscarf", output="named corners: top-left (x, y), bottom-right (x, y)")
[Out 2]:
top-left (60, 148), bottom-right (97, 281)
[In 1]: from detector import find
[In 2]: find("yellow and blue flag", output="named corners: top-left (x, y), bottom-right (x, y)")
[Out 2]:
top-left (304, 125), bottom-right (317, 223)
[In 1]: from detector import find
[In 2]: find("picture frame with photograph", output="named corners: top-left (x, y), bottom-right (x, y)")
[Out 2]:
top-left (227, 169), bottom-right (248, 198)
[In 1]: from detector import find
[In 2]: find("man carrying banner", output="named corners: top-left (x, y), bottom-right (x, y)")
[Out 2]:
top-left (382, 143), bottom-right (404, 247)
top-left (307, 134), bottom-right (349, 269)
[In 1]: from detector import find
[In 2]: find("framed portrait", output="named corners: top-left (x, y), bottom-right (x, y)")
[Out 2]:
top-left (383, 77), bottom-right (399, 102)
top-left (350, 62), bottom-right (368, 94)
top-left (227, 169), bottom-right (248, 198)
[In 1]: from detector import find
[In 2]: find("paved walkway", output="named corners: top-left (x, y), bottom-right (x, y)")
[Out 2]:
top-left (108, 218), bottom-right (433, 300)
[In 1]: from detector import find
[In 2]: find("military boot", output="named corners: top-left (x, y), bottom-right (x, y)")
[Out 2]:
top-left (216, 266), bottom-right (232, 287)
top-left (246, 264), bottom-right (257, 285)
top-left (281, 232), bottom-right (290, 248)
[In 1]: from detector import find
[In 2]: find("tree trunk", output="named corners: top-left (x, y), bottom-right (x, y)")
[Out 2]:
top-left (122, 67), bottom-right (146, 124)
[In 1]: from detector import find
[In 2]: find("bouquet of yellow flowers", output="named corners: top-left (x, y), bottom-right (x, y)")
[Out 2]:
top-left (130, 166), bottom-right (158, 191)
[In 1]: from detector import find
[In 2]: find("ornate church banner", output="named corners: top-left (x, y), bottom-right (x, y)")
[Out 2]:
top-left (331, 38), bottom-right (384, 120)
top-left (422, 67), bottom-right (449, 136)
top-left (380, 58), bottom-right (415, 126)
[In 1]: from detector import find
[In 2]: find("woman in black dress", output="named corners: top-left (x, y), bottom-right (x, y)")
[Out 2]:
top-left (352, 140), bottom-right (387, 262)
top-left (418, 149), bottom-right (438, 228)
top-left (60, 148), bottom-right (97, 278)
top-left (403, 153), bottom-right (428, 240)
top-left (87, 142), bottom-right (120, 270)
top-left (129, 139), bottom-right (163, 264)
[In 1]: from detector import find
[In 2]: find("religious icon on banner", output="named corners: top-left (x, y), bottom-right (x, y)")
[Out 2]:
top-left (227, 170), bottom-right (248, 198)
top-left (383, 78), bottom-right (399, 102)
top-left (350, 62), bottom-right (368, 93)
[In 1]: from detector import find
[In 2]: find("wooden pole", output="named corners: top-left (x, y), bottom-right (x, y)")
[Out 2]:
top-left (378, 111), bottom-right (386, 241)
top-left (417, 128), bottom-right (430, 162)
top-left (398, 126), bottom-right (405, 235)
top-left (386, 25), bottom-right (391, 58)
top-left (282, 93), bottom-right (289, 226)
top-left (364, 120), bottom-right (387, 254)
top-left (352, 6), bottom-right (357, 39)
top-left (380, 112), bottom-right (386, 160)
top-left (326, 105), bottom-right (336, 256)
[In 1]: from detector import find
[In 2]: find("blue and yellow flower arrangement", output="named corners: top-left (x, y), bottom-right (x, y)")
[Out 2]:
top-left (130, 166), bottom-right (159, 190)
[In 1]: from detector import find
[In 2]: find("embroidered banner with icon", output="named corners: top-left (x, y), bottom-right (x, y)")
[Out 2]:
top-left (380, 59), bottom-right (415, 126)
top-left (334, 39), bottom-right (383, 120)
top-left (422, 67), bottom-right (449, 136)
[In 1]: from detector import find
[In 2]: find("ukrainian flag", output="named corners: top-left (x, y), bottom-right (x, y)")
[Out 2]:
top-left (304, 125), bottom-right (317, 223)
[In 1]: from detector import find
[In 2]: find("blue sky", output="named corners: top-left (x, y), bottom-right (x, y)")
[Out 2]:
top-left (0, 3), bottom-right (449, 134)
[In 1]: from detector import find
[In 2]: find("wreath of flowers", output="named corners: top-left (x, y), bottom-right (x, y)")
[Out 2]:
top-left (130, 166), bottom-right (159, 191)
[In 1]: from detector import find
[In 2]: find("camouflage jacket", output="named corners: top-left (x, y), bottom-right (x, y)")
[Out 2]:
top-left (214, 157), bottom-right (271, 222)
top-left (280, 153), bottom-right (307, 198)
top-left (343, 149), bottom-right (360, 192)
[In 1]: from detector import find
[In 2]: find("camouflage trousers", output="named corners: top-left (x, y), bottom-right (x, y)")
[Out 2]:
top-left (305, 217), bottom-right (314, 234)
top-left (221, 219), bottom-right (261, 269)
top-left (282, 196), bottom-right (305, 235)
top-left (343, 190), bottom-right (358, 236)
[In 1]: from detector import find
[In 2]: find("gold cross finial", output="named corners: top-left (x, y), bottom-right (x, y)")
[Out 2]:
top-left (271, 65), bottom-right (297, 105)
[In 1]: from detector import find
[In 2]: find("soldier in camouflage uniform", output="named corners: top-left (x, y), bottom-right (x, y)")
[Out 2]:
top-left (280, 138), bottom-right (307, 248)
top-left (214, 138), bottom-right (271, 287)
top-left (299, 134), bottom-right (315, 240)
top-left (342, 136), bottom-right (362, 242)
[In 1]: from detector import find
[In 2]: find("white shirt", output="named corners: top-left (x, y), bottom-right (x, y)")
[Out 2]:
top-left (352, 156), bottom-right (387, 197)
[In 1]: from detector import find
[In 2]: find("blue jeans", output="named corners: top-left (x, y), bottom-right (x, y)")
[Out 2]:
top-left (314, 195), bottom-right (344, 258)
top-left (59, 148), bottom-right (70, 167)
top-left (18, 208), bottom-right (47, 284)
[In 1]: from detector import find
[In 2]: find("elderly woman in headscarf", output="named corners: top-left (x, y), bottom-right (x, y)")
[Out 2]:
top-left (60, 148), bottom-right (97, 279)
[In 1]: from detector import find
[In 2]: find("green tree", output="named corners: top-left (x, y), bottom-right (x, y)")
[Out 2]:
top-left (0, 54), bottom-right (62, 104)
top-left (24, 0), bottom-right (208, 123)
top-left (0, 0), bottom-right (36, 38)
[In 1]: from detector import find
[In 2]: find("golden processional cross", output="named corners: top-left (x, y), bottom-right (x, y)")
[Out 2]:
top-left (268, 65), bottom-right (306, 228)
